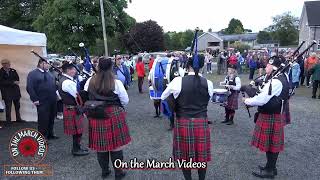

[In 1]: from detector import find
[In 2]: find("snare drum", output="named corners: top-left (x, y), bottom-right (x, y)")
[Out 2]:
top-left (149, 86), bottom-right (162, 100)
top-left (212, 89), bottom-right (229, 104)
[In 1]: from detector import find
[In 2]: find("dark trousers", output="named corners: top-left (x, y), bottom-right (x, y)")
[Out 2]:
top-left (138, 77), bottom-right (144, 93)
top-left (300, 70), bottom-right (305, 85)
top-left (217, 63), bottom-right (222, 75)
top-left (249, 68), bottom-right (256, 80)
top-left (312, 80), bottom-right (320, 97)
top-left (206, 63), bottom-right (212, 72)
top-left (169, 116), bottom-right (174, 128)
top-left (154, 100), bottom-right (161, 116)
top-left (306, 73), bottom-right (311, 86)
top-left (36, 101), bottom-right (57, 138)
top-left (4, 99), bottom-right (21, 122)
top-left (57, 100), bottom-right (63, 113)
top-left (225, 108), bottom-right (235, 121)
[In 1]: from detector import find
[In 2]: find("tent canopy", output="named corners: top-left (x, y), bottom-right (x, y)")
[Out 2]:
top-left (0, 25), bottom-right (47, 47)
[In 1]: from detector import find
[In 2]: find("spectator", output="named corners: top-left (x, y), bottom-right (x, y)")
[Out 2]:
top-left (136, 57), bottom-right (145, 93)
top-left (205, 52), bottom-right (213, 74)
top-left (228, 53), bottom-right (238, 67)
top-left (26, 58), bottom-right (58, 140)
top-left (149, 55), bottom-right (155, 71)
top-left (218, 52), bottom-right (225, 75)
top-left (297, 55), bottom-right (305, 86)
top-left (0, 59), bottom-right (24, 123)
top-left (114, 55), bottom-right (131, 89)
top-left (305, 53), bottom-right (319, 88)
top-left (289, 61), bottom-right (301, 88)
top-left (236, 52), bottom-right (244, 74)
top-left (248, 55), bottom-right (257, 80)
top-left (309, 61), bottom-right (320, 99)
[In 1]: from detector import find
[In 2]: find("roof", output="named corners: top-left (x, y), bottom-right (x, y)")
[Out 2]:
top-left (220, 33), bottom-right (258, 41)
top-left (304, 1), bottom-right (320, 26)
top-left (198, 32), bottom-right (223, 41)
top-left (0, 25), bottom-right (47, 46)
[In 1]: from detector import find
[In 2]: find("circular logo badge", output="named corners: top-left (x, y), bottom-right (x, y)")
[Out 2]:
top-left (9, 128), bottom-right (48, 165)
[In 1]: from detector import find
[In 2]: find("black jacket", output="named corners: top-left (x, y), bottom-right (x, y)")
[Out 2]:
top-left (0, 68), bottom-right (21, 100)
top-left (26, 69), bottom-right (57, 103)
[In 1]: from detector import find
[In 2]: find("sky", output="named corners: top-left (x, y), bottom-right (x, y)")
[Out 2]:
top-left (125, 0), bottom-right (307, 33)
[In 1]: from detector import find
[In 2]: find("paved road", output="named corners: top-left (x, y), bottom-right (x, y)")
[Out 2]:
top-left (0, 74), bottom-right (320, 180)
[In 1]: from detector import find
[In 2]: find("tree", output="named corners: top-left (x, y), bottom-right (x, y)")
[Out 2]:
top-left (257, 31), bottom-right (272, 44)
top-left (230, 41), bottom-right (250, 53)
top-left (221, 18), bottom-right (245, 35)
top-left (33, 0), bottom-right (134, 53)
top-left (122, 20), bottom-right (164, 53)
top-left (0, 0), bottom-right (46, 31)
top-left (266, 12), bottom-right (299, 46)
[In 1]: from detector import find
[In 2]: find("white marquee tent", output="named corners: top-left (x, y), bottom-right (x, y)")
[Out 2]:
top-left (0, 25), bottom-right (47, 122)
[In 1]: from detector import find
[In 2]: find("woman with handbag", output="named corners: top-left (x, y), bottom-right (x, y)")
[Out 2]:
top-left (84, 57), bottom-right (131, 179)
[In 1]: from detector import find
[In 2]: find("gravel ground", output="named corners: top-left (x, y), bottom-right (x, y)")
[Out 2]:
top-left (0, 70), bottom-right (320, 180)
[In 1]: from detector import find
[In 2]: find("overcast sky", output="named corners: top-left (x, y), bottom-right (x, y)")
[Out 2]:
top-left (125, 0), bottom-right (307, 33)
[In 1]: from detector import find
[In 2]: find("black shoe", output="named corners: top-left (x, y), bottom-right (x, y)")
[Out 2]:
top-left (102, 169), bottom-right (111, 178)
top-left (221, 120), bottom-right (229, 123)
top-left (47, 135), bottom-right (60, 140)
top-left (318, 96), bottom-right (320, 99)
top-left (115, 171), bottom-right (126, 180)
top-left (80, 145), bottom-right (89, 151)
top-left (226, 121), bottom-right (234, 125)
top-left (153, 115), bottom-right (159, 118)
top-left (252, 169), bottom-right (275, 179)
top-left (258, 165), bottom-right (277, 176)
top-left (72, 149), bottom-right (89, 156)
top-left (168, 127), bottom-right (173, 131)
top-left (208, 121), bottom-right (212, 124)
top-left (16, 119), bottom-right (26, 123)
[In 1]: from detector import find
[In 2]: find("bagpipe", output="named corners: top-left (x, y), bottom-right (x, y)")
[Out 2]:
top-left (240, 40), bottom-right (317, 117)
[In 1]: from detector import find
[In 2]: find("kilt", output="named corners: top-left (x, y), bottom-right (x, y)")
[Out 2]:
top-left (88, 106), bottom-right (131, 152)
top-left (251, 113), bottom-right (285, 153)
top-left (63, 105), bottom-right (84, 135)
top-left (173, 117), bottom-right (211, 162)
top-left (225, 91), bottom-right (239, 110)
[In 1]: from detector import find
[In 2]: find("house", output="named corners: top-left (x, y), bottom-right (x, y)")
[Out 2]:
top-left (299, 1), bottom-right (320, 52)
top-left (197, 32), bottom-right (258, 51)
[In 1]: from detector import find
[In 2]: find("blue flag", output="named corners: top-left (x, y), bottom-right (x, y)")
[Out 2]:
top-left (83, 48), bottom-right (92, 73)
top-left (192, 31), bottom-right (199, 70)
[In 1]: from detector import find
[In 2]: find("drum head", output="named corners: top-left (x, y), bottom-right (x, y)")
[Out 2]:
top-left (214, 89), bottom-right (228, 93)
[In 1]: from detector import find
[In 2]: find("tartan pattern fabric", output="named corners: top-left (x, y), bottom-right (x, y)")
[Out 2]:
top-left (173, 117), bottom-right (211, 162)
top-left (63, 106), bottom-right (84, 135)
top-left (225, 91), bottom-right (239, 110)
top-left (251, 113), bottom-right (285, 153)
top-left (88, 106), bottom-right (131, 151)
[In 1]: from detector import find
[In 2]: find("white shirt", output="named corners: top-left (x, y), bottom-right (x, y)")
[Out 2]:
top-left (244, 78), bottom-right (283, 106)
top-left (222, 76), bottom-right (241, 91)
top-left (61, 74), bottom-right (77, 98)
top-left (161, 72), bottom-right (214, 100)
top-left (84, 77), bottom-right (129, 106)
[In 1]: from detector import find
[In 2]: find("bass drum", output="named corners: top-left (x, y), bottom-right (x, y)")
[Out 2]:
top-left (149, 57), bottom-right (169, 100)
top-left (165, 57), bottom-right (185, 84)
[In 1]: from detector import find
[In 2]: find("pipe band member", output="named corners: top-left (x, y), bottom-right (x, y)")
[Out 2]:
top-left (161, 54), bottom-right (213, 180)
top-left (244, 56), bottom-right (290, 179)
top-left (84, 57), bottom-right (131, 179)
top-left (58, 62), bottom-right (89, 156)
top-left (220, 64), bottom-right (241, 125)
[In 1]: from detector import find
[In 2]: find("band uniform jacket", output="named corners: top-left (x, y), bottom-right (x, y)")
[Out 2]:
top-left (0, 68), bottom-right (21, 100)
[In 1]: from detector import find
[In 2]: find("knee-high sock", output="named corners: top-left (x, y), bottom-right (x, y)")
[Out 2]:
top-left (225, 108), bottom-right (230, 120)
top-left (229, 110), bottom-right (235, 121)
top-left (97, 152), bottom-right (110, 171)
top-left (266, 152), bottom-right (279, 170)
top-left (154, 101), bottom-right (160, 115)
top-left (72, 134), bottom-right (82, 150)
top-left (170, 116), bottom-right (174, 128)
top-left (111, 150), bottom-right (124, 175)
top-left (198, 168), bottom-right (207, 180)
top-left (182, 169), bottom-right (192, 180)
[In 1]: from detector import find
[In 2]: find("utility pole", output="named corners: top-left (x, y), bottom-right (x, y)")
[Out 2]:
top-left (99, 0), bottom-right (108, 56)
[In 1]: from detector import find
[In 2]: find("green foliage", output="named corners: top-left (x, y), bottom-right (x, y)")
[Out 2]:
top-left (230, 41), bottom-right (250, 53)
top-left (265, 12), bottom-right (299, 46)
top-left (122, 20), bottom-right (164, 53)
top-left (221, 18), bottom-right (245, 35)
top-left (32, 0), bottom-right (134, 53)
top-left (0, 0), bottom-right (46, 31)
top-left (164, 30), bottom-right (195, 51)
top-left (257, 31), bottom-right (273, 44)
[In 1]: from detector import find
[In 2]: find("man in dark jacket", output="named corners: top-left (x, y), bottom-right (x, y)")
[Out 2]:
top-left (0, 59), bottom-right (23, 123)
top-left (26, 58), bottom-right (59, 140)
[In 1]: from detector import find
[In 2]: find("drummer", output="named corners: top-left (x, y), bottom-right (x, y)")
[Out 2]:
top-left (220, 64), bottom-right (241, 125)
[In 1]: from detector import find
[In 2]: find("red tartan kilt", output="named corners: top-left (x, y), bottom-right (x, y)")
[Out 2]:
top-left (251, 113), bottom-right (285, 153)
top-left (88, 106), bottom-right (131, 151)
top-left (173, 117), bottom-right (211, 162)
top-left (225, 91), bottom-right (239, 110)
top-left (63, 106), bottom-right (84, 135)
